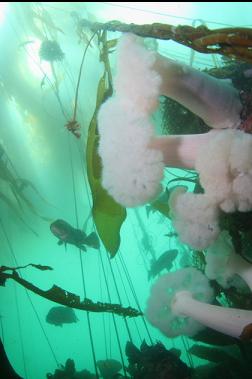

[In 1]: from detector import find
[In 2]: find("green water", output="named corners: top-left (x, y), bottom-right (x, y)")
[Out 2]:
top-left (0, 2), bottom-right (252, 379)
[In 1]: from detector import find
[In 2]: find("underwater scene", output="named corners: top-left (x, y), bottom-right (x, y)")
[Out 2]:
top-left (1, 2), bottom-right (252, 379)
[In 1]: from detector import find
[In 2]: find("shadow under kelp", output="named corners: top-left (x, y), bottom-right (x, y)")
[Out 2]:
top-left (0, 339), bottom-right (23, 379)
top-left (190, 340), bottom-right (252, 379)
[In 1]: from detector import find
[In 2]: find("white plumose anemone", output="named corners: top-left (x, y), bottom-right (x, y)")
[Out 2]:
top-left (146, 268), bottom-right (252, 339)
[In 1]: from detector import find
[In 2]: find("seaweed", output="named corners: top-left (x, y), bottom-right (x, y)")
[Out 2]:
top-left (39, 40), bottom-right (65, 62)
top-left (0, 267), bottom-right (142, 318)
top-left (79, 19), bottom-right (252, 64)
top-left (190, 343), bottom-right (252, 379)
top-left (0, 148), bottom-right (52, 234)
top-left (86, 31), bottom-right (126, 257)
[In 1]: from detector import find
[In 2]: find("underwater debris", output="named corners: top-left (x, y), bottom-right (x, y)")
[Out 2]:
top-left (50, 219), bottom-right (100, 251)
top-left (46, 306), bottom-right (79, 327)
top-left (125, 340), bottom-right (190, 379)
top-left (39, 40), bottom-right (65, 62)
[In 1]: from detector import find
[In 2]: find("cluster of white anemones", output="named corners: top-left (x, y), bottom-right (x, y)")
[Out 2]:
top-left (97, 34), bottom-right (252, 340)
top-left (145, 230), bottom-right (252, 340)
top-left (98, 34), bottom-right (252, 252)
top-left (98, 34), bottom-right (164, 207)
top-left (169, 128), bottom-right (252, 250)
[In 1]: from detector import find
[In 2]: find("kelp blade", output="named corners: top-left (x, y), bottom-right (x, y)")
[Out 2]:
top-left (86, 71), bottom-right (126, 257)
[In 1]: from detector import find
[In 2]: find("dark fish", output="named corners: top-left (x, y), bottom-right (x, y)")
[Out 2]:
top-left (148, 249), bottom-right (178, 280)
top-left (46, 306), bottom-right (79, 327)
top-left (164, 232), bottom-right (178, 238)
top-left (50, 219), bottom-right (100, 251)
top-left (96, 359), bottom-right (122, 379)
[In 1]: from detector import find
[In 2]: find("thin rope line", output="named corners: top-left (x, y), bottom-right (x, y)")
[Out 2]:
top-left (0, 218), bottom-right (59, 367)
top-left (101, 2), bottom-right (238, 27)
top-left (67, 135), bottom-right (99, 378)
top-left (118, 252), bottom-right (153, 345)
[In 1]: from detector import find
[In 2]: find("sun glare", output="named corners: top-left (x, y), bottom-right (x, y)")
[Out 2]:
top-left (21, 39), bottom-right (52, 81)
top-left (90, 2), bottom-right (192, 24)
top-left (0, 2), bottom-right (8, 24)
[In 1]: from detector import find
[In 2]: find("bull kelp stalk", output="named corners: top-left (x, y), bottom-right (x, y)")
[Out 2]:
top-left (79, 19), bottom-right (252, 64)
top-left (65, 32), bottom-right (97, 138)
top-left (0, 269), bottom-right (142, 318)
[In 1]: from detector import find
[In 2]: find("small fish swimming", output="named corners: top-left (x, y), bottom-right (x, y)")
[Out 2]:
top-left (148, 249), bottom-right (178, 280)
top-left (50, 219), bottom-right (100, 251)
top-left (164, 231), bottom-right (178, 238)
top-left (46, 306), bottom-right (78, 327)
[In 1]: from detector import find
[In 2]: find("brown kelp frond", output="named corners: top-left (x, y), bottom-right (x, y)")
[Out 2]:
top-left (0, 270), bottom-right (142, 318)
top-left (79, 19), bottom-right (252, 64)
top-left (0, 264), bottom-right (53, 272)
top-left (85, 31), bottom-right (126, 257)
top-left (0, 192), bottom-right (38, 236)
top-left (0, 150), bottom-right (52, 225)
top-left (65, 32), bottom-right (97, 139)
